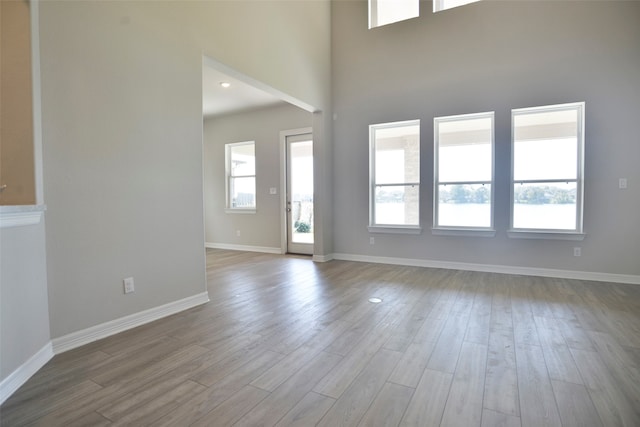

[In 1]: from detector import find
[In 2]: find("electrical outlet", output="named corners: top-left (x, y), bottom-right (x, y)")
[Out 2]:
top-left (369, 237), bottom-right (375, 245)
top-left (123, 277), bottom-right (135, 294)
top-left (573, 247), bottom-right (581, 257)
top-left (236, 230), bottom-right (241, 237)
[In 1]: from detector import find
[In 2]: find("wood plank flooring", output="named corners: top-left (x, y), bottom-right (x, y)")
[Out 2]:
top-left (2, 249), bottom-right (640, 426)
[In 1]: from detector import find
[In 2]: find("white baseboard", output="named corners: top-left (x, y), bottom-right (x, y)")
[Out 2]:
top-left (1, 292), bottom-right (209, 405)
top-left (331, 253), bottom-right (640, 285)
top-left (52, 291), bottom-right (210, 354)
top-left (205, 242), bottom-right (282, 254)
top-left (0, 342), bottom-right (53, 405)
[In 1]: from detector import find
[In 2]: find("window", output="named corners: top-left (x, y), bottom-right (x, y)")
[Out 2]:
top-left (433, 0), bottom-right (481, 13)
top-left (511, 102), bottom-right (585, 235)
top-left (225, 141), bottom-right (256, 212)
top-left (434, 112), bottom-right (494, 232)
top-left (369, 0), bottom-right (478, 29)
top-left (369, 120), bottom-right (420, 231)
top-left (369, 0), bottom-right (419, 29)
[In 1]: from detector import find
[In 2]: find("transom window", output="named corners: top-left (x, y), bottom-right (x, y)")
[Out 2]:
top-left (434, 112), bottom-right (494, 231)
top-left (433, 0), bottom-right (481, 13)
top-left (225, 141), bottom-right (256, 211)
top-left (369, 0), bottom-right (481, 30)
top-left (369, 120), bottom-right (420, 229)
top-left (369, 0), bottom-right (419, 29)
top-left (511, 102), bottom-right (585, 234)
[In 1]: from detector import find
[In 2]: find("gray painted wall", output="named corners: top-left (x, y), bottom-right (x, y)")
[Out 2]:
top-left (39, 1), bottom-right (207, 337)
top-left (204, 103), bottom-right (312, 250)
top-left (331, 0), bottom-right (640, 275)
top-left (38, 0), bottom-right (331, 338)
top-left (2, 0), bottom-right (330, 392)
top-left (0, 221), bottom-right (50, 380)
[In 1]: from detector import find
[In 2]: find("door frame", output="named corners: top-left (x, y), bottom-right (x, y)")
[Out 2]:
top-left (280, 127), bottom-right (313, 255)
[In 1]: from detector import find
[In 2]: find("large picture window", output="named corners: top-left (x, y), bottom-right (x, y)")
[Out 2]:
top-left (434, 112), bottom-right (494, 231)
top-left (511, 102), bottom-right (585, 234)
top-left (225, 141), bottom-right (256, 212)
top-left (369, 120), bottom-right (420, 230)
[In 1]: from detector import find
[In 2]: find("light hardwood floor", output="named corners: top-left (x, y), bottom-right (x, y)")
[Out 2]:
top-left (2, 249), bottom-right (640, 426)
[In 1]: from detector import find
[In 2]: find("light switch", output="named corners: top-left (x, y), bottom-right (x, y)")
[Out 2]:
top-left (619, 178), bottom-right (628, 189)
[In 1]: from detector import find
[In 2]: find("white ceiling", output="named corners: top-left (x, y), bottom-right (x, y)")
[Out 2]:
top-left (202, 64), bottom-right (285, 118)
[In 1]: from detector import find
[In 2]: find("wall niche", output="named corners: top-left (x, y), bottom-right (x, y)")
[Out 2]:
top-left (1, 0), bottom-right (36, 205)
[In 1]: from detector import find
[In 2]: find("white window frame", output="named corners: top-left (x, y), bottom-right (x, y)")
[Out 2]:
top-left (225, 141), bottom-right (256, 214)
top-left (369, 0), bottom-right (419, 29)
top-left (368, 120), bottom-right (422, 234)
top-left (508, 102), bottom-right (585, 240)
top-left (433, 111), bottom-right (495, 237)
top-left (433, 0), bottom-right (481, 13)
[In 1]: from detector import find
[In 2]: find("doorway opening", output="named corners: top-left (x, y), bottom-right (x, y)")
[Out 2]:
top-left (202, 55), bottom-right (318, 258)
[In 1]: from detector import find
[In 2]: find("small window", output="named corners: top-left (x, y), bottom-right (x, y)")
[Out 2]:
top-left (225, 141), bottom-right (256, 211)
top-left (511, 102), bottom-right (585, 234)
top-left (369, 0), bottom-right (419, 29)
top-left (433, 0), bottom-right (481, 13)
top-left (434, 112), bottom-right (494, 231)
top-left (369, 120), bottom-right (420, 229)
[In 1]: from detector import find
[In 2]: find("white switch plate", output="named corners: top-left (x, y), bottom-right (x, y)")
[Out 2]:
top-left (269, 187), bottom-right (277, 195)
top-left (619, 178), bottom-right (628, 189)
top-left (123, 277), bottom-right (135, 294)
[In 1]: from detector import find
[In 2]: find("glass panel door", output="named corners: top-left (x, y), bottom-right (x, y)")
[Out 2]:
top-left (286, 134), bottom-right (313, 255)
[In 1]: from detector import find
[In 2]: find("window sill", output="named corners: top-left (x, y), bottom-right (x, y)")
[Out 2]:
top-left (432, 227), bottom-right (496, 238)
top-left (507, 230), bottom-right (585, 241)
top-left (368, 225), bottom-right (422, 235)
top-left (225, 209), bottom-right (256, 215)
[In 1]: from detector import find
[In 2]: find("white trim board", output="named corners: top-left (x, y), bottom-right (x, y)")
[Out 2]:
top-left (0, 205), bottom-right (45, 228)
top-left (0, 342), bottom-right (53, 405)
top-left (205, 242), bottom-right (282, 254)
top-left (52, 292), bottom-right (210, 354)
top-left (332, 253), bottom-right (640, 285)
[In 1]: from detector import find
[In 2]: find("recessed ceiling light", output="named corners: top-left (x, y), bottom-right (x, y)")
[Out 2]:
top-left (219, 82), bottom-right (231, 88)
top-left (368, 297), bottom-right (383, 304)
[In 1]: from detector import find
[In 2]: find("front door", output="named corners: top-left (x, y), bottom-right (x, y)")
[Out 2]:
top-left (286, 133), bottom-right (313, 255)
